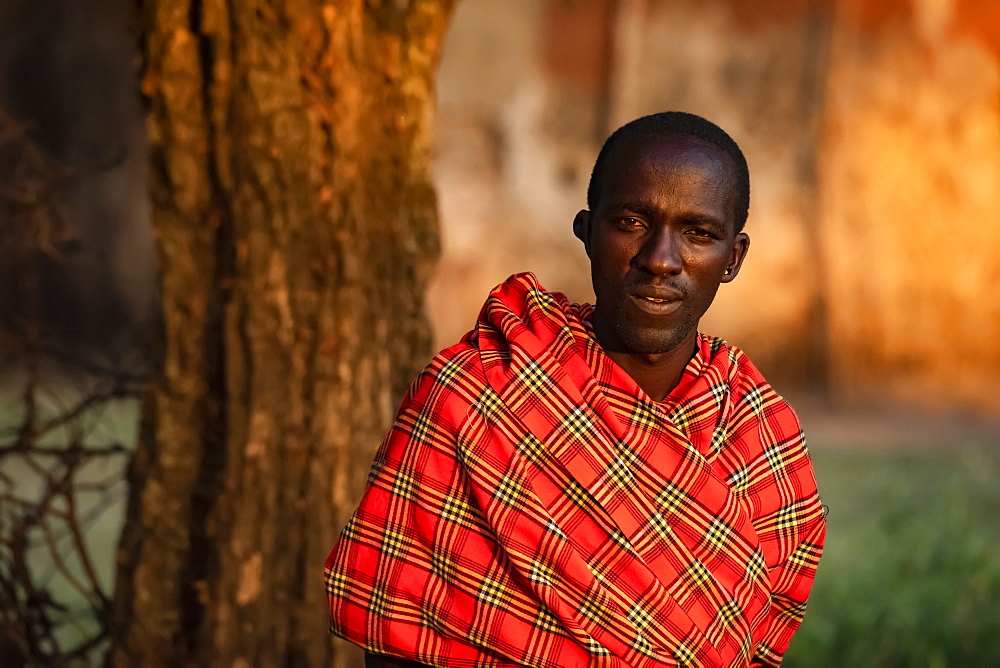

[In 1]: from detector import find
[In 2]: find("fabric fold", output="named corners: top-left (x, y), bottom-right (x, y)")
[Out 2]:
top-left (326, 273), bottom-right (825, 667)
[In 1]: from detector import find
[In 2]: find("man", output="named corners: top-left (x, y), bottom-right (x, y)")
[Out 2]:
top-left (326, 112), bottom-right (825, 667)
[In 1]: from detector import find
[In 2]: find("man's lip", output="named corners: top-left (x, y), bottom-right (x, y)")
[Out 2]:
top-left (633, 287), bottom-right (684, 302)
top-left (630, 293), bottom-right (682, 315)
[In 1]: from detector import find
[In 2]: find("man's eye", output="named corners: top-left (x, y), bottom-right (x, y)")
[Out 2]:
top-left (687, 228), bottom-right (715, 239)
top-left (618, 217), bottom-right (643, 228)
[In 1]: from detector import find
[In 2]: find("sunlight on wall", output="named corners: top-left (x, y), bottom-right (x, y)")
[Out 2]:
top-left (429, 0), bottom-right (1000, 415)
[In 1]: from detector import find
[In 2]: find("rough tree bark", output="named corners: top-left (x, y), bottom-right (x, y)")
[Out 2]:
top-left (111, 1), bottom-right (457, 665)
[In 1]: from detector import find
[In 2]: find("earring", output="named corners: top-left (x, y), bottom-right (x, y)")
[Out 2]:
top-left (724, 268), bottom-right (732, 275)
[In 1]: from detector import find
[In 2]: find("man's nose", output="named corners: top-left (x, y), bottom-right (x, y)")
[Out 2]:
top-left (635, 228), bottom-right (682, 276)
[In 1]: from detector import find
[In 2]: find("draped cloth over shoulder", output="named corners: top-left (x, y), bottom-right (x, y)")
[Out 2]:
top-left (325, 273), bottom-right (825, 668)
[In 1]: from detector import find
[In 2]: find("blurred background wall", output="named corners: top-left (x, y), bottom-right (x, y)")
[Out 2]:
top-left (0, 0), bottom-right (997, 412)
top-left (0, 0), bottom-right (154, 372)
top-left (428, 0), bottom-right (1000, 416)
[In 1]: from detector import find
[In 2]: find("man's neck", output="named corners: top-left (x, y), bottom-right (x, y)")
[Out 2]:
top-left (598, 332), bottom-right (698, 402)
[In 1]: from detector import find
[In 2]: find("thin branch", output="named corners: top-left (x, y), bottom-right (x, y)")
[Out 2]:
top-left (0, 105), bottom-right (140, 664)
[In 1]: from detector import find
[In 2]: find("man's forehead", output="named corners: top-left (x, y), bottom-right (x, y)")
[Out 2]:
top-left (599, 133), bottom-right (736, 195)
top-left (608, 132), bottom-right (730, 171)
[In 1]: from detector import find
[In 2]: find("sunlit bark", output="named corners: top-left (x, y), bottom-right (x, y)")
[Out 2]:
top-left (111, 1), bottom-right (457, 665)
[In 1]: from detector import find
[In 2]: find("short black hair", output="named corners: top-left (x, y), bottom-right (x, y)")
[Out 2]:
top-left (586, 111), bottom-right (751, 233)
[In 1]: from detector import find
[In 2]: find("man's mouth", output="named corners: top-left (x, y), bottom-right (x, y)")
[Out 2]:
top-left (633, 287), bottom-right (684, 302)
top-left (631, 292), bottom-right (683, 315)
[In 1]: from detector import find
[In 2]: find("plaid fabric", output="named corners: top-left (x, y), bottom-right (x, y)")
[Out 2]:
top-left (326, 273), bottom-right (825, 667)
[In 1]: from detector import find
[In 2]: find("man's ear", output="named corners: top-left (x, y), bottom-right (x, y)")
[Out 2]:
top-left (573, 210), bottom-right (591, 258)
top-left (721, 232), bottom-right (750, 283)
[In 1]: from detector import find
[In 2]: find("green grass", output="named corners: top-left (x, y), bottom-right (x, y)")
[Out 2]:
top-left (783, 444), bottom-right (1000, 667)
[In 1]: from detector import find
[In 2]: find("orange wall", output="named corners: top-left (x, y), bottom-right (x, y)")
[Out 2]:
top-left (818, 0), bottom-right (1000, 412)
top-left (430, 0), bottom-right (1000, 415)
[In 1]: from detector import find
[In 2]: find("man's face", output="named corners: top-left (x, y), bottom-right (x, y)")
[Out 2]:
top-left (575, 134), bottom-right (749, 356)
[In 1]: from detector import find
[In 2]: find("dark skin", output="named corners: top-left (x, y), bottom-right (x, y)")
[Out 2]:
top-left (574, 134), bottom-right (750, 401)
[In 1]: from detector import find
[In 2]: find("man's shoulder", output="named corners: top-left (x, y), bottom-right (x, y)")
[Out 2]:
top-left (698, 333), bottom-right (798, 413)
top-left (426, 338), bottom-right (485, 380)
top-left (698, 334), bottom-right (766, 386)
top-left (402, 338), bottom-right (488, 407)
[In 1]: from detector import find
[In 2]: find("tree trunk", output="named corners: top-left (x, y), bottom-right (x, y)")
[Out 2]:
top-left (111, 1), bottom-right (457, 665)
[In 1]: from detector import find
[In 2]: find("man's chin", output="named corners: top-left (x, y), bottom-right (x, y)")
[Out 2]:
top-left (615, 325), bottom-right (696, 356)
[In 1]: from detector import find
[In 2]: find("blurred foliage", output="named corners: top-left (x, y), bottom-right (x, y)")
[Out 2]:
top-left (0, 107), bottom-right (71, 257)
top-left (0, 389), bottom-right (138, 664)
top-left (0, 102), bottom-right (142, 665)
top-left (784, 444), bottom-right (1000, 667)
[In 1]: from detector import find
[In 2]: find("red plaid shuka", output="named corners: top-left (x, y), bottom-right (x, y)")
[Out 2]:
top-left (326, 273), bottom-right (825, 667)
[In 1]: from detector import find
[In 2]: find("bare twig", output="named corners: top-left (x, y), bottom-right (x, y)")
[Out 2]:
top-left (0, 103), bottom-right (145, 665)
